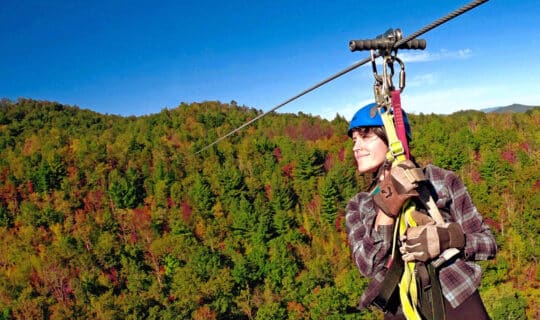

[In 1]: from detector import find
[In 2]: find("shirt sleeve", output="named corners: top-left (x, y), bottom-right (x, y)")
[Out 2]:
top-left (346, 193), bottom-right (395, 278)
top-left (428, 166), bottom-right (497, 261)
top-left (446, 171), bottom-right (498, 261)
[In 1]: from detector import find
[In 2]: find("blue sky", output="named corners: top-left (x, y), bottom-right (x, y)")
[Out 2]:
top-left (2, 0), bottom-right (539, 121)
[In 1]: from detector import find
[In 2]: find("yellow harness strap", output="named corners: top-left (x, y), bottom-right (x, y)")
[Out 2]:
top-left (379, 109), bottom-right (406, 163)
top-left (379, 108), bottom-right (423, 320)
top-left (399, 204), bottom-right (422, 320)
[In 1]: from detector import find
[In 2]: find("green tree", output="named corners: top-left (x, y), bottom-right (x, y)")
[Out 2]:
top-left (188, 174), bottom-right (214, 215)
top-left (293, 147), bottom-right (324, 204)
top-left (320, 176), bottom-right (339, 225)
top-left (109, 168), bottom-right (146, 209)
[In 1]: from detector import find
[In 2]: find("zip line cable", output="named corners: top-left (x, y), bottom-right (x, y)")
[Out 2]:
top-left (395, 0), bottom-right (489, 48)
top-left (194, 56), bottom-right (372, 155)
top-left (195, 0), bottom-right (489, 155)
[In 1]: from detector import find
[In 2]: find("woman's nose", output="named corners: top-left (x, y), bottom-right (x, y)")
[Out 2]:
top-left (353, 140), bottom-right (364, 151)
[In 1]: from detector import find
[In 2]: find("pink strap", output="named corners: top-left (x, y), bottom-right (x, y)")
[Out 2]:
top-left (391, 90), bottom-right (410, 160)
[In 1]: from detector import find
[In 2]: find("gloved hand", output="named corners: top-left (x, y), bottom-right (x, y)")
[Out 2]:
top-left (409, 210), bottom-right (436, 226)
top-left (400, 222), bottom-right (465, 262)
top-left (373, 160), bottom-right (420, 218)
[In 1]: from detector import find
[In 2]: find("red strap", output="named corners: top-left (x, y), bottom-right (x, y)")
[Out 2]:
top-left (391, 90), bottom-right (410, 160)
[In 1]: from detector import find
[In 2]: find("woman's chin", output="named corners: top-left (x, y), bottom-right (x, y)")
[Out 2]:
top-left (357, 166), bottom-right (378, 174)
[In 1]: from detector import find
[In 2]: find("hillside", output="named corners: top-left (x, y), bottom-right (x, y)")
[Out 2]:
top-left (482, 103), bottom-right (539, 113)
top-left (0, 98), bottom-right (538, 319)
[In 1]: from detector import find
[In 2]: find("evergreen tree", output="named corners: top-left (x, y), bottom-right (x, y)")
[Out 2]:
top-left (188, 174), bottom-right (214, 216)
top-left (320, 175), bottom-right (339, 225)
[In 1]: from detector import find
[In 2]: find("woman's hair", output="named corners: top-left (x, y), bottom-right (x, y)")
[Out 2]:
top-left (352, 127), bottom-right (388, 146)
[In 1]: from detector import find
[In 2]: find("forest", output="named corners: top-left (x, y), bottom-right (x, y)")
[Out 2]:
top-left (0, 98), bottom-right (538, 319)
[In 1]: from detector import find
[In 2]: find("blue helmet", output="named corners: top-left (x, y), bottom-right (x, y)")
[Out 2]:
top-left (348, 102), bottom-right (411, 138)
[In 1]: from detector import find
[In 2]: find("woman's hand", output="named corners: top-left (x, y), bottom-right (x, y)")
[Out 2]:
top-left (373, 161), bottom-right (420, 217)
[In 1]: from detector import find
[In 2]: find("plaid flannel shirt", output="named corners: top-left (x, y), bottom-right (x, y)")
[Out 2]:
top-left (346, 165), bottom-right (497, 309)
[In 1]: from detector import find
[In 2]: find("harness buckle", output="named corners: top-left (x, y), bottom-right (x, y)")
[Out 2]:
top-left (387, 140), bottom-right (405, 162)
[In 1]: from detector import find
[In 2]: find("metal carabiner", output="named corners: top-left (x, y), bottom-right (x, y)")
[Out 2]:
top-left (381, 53), bottom-right (407, 93)
top-left (382, 55), bottom-right (396, 92)
top-left (370, 50), bottom-right (382, 84)
top-left (393, 55), bottom-right (406, 92)
top-left (371, 49), bottom-right (407, 105)
top-left (371, 50), bottom-right (387, 106)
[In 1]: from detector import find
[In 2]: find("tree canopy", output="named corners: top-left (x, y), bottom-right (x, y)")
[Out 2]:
top-left (0, 98), bottom-right (538, 319)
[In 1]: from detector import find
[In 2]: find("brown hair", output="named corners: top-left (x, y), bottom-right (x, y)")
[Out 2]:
top-left (351, 127), bottom-right (388, 146)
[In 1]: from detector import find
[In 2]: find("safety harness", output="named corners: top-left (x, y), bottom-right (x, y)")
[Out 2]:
top-left (369, 43), bottom-right (459, 320)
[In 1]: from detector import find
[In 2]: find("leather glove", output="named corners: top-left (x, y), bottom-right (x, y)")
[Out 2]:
top-left (400, 222), bottom-right (465, 262)
top-left (373, 160), bottom-right (420, 218)
top-left (410, 210), bottom-right (436, 226)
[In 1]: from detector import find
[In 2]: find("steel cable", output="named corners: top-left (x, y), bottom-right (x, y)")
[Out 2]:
top-left (195, 0), bottom-right (489, 154)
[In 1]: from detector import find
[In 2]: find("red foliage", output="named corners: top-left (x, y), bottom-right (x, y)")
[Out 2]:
top-left (474, 150), bottom-right (481, 162)
top-left (285, 121), bottom-right (333, 141)
top-left (193, 305), bottom-right (217, 320)
top-left (50, 276), bottom-right (74, 304)
top-left (129, 207), bottom-right (153, 243)
top-left (287, 301), bottom-right (306, 318)
top-left (338, 148), bottom-right (346, 162)
top-left (335, 210), bottom-right (344, 232)
top-left (26, 180), bottom-right (34, 194)
top-left (166, 197), bottom-right (176, 208)
top-left (181, 201), bottom-right (192, 221)
top-left (324, 153), bottom-right (334, 172)
top-left (108, 158), bottom-right (118, 170)
top-left (264, 184), bottom-right (272, 200)
top-left (520, 142), bottom-right (532, 153)
top-left (133, 207), bottom-right (151, 224)
top-left (286, 243), bottom-right (294, 252)
top-left (471, 170), bottom-right (482, 183)
top-left (282, 163), bottom-right (294, 179)
top-left (29, 269), bottom-right (42, 289)
top-left (501, 150), bottom-right (516, 164)
top-left (105, 268), bottom-right (120, 287)
top-left (484, 217), bottom-right (501, 232)
top-left (73, 209), bottom-right (88, 228)
top-left (167, 133), bottom-right (182, 149)
top-left (129, 230), bottom-right (138, 244)
top-left (0, 167), bottom-right (8, 183)
top-left (273, 147), bottom-right (282, 162)
top-left (527, 263), bottom-right (537, 282)
top-left (83, 190), bottom-right (105, 212)
top-left (285, 125), bottom-right (298, 140)
top-left (64, 282), bottom-right (74, 297)
top-left (535, 180), bottom-right (540, 189)
top-left (0, 182), bottom-right (17, 207)
top-left (307, 196), bottom-right (320, 212)
top-left (67, 165), bottom-right (78, 179)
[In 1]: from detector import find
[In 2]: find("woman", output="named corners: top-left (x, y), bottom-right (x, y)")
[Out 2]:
top-left (345, 103), bottom-right (497, 319)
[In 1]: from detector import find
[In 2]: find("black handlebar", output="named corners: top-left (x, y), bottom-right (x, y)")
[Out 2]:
top-left (349, 38), bottom-right (426, 52)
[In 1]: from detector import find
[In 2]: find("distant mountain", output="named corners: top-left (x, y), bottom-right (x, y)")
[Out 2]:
top-left (482, 103), bottom-right (539, 113)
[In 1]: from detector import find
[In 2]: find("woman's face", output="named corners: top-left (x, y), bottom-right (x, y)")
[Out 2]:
top-left (352, 128), bottom-right (388, 174)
